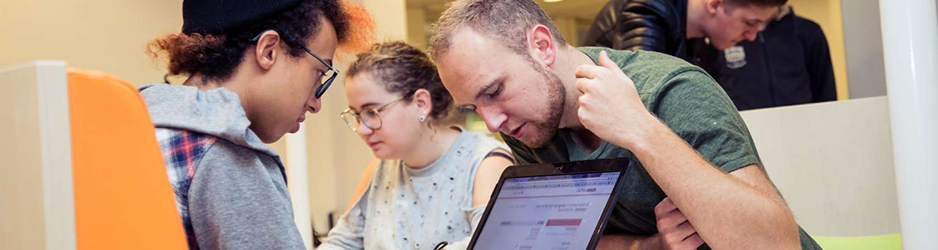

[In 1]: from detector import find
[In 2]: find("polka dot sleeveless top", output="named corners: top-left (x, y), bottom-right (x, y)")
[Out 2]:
top-left (318, 131), bottom-right (508, 250)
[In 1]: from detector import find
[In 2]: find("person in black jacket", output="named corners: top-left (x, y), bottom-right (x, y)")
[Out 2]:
top-left (710, 6), bottom-right (837, 110)
top-left (582, 0), bottom-right (787, 64)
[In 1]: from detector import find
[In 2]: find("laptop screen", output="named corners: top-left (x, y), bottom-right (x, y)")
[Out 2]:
top-left (471, 172), bottom-right (622, 250)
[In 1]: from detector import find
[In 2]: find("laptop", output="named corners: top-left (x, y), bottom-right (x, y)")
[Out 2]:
top-left (467, 157), bottom-right (630, 250)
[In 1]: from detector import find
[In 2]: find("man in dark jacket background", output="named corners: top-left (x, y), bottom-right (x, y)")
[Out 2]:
top-left (711, 6), bottom-right (837, 110)
top-left (582, 0), bottom-right (786, 65)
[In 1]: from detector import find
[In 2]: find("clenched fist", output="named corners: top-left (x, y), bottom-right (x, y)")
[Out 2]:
top-left (574, 50), bottom-right (657, 149)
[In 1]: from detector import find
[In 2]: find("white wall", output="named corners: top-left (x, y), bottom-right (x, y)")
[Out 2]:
top-left (841, 0), bottom-right (888, 98)
top-left (407, 7), bottom-right (429, 49)
top-left (0, 1), bottom-right (182, 86)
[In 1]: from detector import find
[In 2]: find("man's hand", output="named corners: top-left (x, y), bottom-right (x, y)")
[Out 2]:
top-left (574, 50), bottom-right (657, 149)
top-left (595, 198), bottom-right (705, 250)
top-left (655, 197), bottom-right (705, 250)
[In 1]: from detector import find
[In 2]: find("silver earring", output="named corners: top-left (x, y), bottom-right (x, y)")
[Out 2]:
top-left (419, 116), bottom-right (426, 122)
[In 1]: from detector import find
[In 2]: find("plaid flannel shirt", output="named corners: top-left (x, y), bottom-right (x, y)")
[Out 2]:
top-left (155, 128), bottom-right (218, 250)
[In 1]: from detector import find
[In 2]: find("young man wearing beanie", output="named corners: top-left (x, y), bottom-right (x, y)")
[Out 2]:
top-left (142, 0), bottom-right (363, 249)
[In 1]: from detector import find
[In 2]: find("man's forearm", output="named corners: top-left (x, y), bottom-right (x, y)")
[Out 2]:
top-left (617, 119), bottom-right (800, 250)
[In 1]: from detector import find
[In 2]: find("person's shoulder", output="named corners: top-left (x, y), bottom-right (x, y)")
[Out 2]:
top-left (460, 131), bottom-right (508, 154)
top-left (157, 128), bottom-right (289, 197)
top-left (155, 128), bottom-right (220, 165)
top-left (463, 131), bottom-right (501, 144)
top-left (579, 46), bottom-right (696, 69)
top-left (791, 14), bottom-right (822, 29)
top-left (155, 128), bottom-right (221, 195)
top-left (372, 157), bottom-right (398, 173)
top-left (139, 83), bottom-right (195, 103)
top-left (199, 138), bottom-right (249, 162)
top-left (618, 51), bottom-right (723, 110)
top-left (195, 136), bottom-right (279, 174)
top-left (629, 51), bottom-right (712, 91)
top-left (626, 49), bottom-right (699, 70)
top-left (621, 0), bottom-right (682, 14)
top-left (581, 47), bottom-right (709, 92)
top-left (190, 138), bottom-right (291, 194)
top-left (789, 15), bottom-right (825, 36)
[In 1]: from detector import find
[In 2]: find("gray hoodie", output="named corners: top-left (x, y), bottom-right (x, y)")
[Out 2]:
top-left (140, 84), bottom-right (306, 250)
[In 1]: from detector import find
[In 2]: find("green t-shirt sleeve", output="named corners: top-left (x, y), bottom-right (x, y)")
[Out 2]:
top-left (650, 69), bottom-right (762, 173)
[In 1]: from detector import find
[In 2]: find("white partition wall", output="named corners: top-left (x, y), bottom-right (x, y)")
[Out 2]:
top-left (0, 61), bottom-right (76, 250)
top-left (740, 97), bottom-right (901, 236)
top-left (879, 0), bottom-right (938, 248)
top-left (286, 125), bottom-right (313, 249)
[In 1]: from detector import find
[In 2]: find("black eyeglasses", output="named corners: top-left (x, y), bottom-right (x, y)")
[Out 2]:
top-left (340, 97), bottom-right (407, 132)
top-left (252, 31), bottom-right (339, 99)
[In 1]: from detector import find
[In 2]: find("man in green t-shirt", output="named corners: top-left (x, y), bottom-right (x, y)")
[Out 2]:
top-left (428, 1), bottom-right (821, 249)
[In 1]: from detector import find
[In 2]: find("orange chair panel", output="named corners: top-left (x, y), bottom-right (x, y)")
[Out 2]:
top-left (68, 69), bottom-right (187, 250)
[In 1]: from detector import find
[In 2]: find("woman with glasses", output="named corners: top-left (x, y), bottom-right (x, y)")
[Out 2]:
top-left (140, 0), bottom-right (366, 249)
top-left (317, 42), bottom-right (514, 250)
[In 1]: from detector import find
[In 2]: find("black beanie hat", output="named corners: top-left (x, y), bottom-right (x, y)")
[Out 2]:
top-left (182, 0), bottom-right (303, 34)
